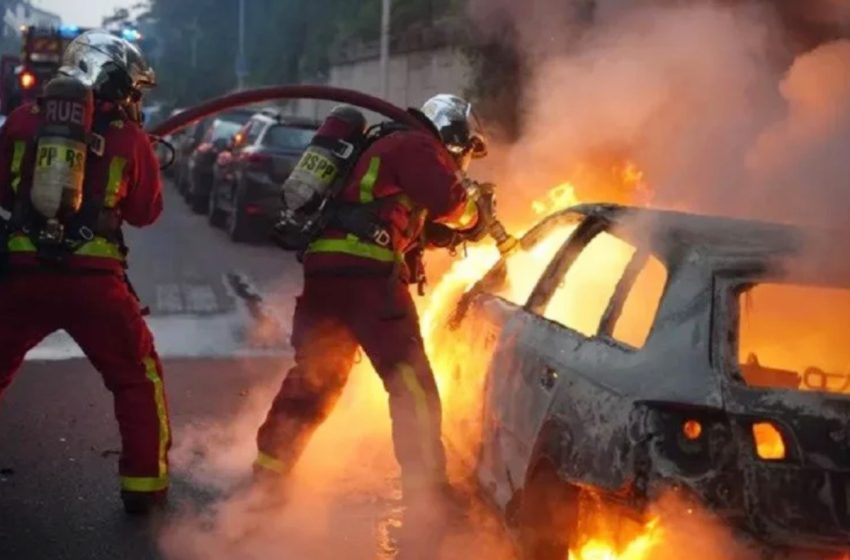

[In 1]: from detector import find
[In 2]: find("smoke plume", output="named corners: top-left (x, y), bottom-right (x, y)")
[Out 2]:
top-left (469, 0), bottom-right (850, 227)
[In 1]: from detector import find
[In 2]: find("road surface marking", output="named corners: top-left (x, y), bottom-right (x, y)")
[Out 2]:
top-left (183, 284), bottom-right (219, 314)
top-left (156, 284), bottom-right (183, 313)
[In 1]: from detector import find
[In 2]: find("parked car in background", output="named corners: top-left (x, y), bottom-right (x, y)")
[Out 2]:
top-left (208, 109), bottom-right (319, 242)
top-left (440, 203), bottom-right (850, 559)
top-left (184, 109), bottom-right (254, 212)
top-left (173, 118), bottom-right (210, 195)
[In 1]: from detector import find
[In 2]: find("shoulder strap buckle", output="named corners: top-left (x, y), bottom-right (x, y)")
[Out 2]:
top-left (88, 133), bottom-right (105, 157)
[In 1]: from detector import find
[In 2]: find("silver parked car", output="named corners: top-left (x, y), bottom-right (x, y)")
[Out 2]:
top-left (441, 203), bottom-right (850, 559)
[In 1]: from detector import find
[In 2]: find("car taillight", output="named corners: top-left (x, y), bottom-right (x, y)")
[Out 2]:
top-left (752, 422), bottom-right (787, 461)
top-left (682, 419), bottom-right (703, 441)
top-left (19, 70), bottom-right (36, 90)
top-left (243, 152), bottom-right (271, 164)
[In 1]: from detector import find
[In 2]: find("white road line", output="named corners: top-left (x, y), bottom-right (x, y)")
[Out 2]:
top-left (156, 284), bottom-right (184, 313)
top-left (183, 284), bottom-right (219, 314)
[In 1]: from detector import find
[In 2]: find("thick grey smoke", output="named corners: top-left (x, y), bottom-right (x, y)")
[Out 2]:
top-left (469, 0), bottom-right (850, 227)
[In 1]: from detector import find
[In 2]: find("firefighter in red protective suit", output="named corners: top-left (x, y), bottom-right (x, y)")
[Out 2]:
top-left (255, 95), bottom-right (491, 505)
top-left (0, 31), bottom-right (169, 515)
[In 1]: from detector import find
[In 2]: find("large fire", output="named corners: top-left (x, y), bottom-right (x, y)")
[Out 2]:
top-left (418, 166), bottom-right (671, 559)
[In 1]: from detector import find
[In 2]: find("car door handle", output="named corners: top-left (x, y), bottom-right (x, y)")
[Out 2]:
top-left (540, 366), bottom-right (559, 390)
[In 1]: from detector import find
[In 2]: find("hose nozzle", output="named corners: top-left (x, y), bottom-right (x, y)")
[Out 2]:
top-left (489, 219), bottom-right (519, 256)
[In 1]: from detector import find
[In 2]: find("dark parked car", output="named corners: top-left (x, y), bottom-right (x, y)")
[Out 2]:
top-left (172, 118), bottom-right (210, 195)
top-left (440, 203), bottom-right (850, 559)
top-left (184, 109), bottom-right (254, 213)
top-left (208, 110), bottom-right (319, 242)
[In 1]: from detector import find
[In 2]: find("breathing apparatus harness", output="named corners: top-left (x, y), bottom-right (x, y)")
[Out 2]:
top-left (3, 75), bottom-right (129, 267)
top-left (272, 108), bottom-right (440, 264)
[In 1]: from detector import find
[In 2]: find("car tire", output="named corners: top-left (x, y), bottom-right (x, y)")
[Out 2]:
top-left (516, 462), bottom-right (579, 560)
top-left (227, 185), bottom-right (255, 243)
top-left (207, 183), bottom-right (226, 228)
top-left (190, 191), bottom-right (208, 214)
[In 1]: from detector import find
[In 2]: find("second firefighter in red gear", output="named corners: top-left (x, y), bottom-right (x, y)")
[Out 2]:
top-left (256, 95), bottom-right (489, 498)
top-left (0, 31), bottom-right (169, 514)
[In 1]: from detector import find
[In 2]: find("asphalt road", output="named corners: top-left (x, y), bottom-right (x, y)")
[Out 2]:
top-left (0, 181), bottom-right (514, 560)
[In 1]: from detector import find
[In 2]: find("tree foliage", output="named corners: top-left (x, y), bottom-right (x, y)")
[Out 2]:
top-left (144, 0), bottom-right (459, 107)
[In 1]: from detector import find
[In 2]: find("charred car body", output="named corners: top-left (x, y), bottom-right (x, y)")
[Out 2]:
top-left (444, 204), bottom-right (850, 558)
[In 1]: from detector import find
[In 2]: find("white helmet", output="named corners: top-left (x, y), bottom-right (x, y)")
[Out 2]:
top-left (421, 94), bottom-right (488, 160)
top-left (60, 30), bottom-right (155, 101)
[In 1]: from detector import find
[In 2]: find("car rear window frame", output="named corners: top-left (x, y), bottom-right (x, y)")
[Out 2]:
top-left (718, 273), bottom-right (850, 394)
top-left (259, 124), bottom-right (318, 150)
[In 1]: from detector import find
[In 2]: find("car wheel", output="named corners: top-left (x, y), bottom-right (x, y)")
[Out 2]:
top-left (190, 189), bottom-right (208, 214)
top-left (516, 462), bottom-right (579, 560)
top-left (227, 185), bottom-right (255, 243)
top-left (207, 182), bottom-right (226, 228)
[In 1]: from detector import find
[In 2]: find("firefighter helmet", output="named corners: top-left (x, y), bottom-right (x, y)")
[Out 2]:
top-left (59, 30), bottom-right (156, 102)
top-left (420, 94), bottom-right (488, 161)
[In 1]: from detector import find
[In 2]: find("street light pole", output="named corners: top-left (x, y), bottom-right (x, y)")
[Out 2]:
top-left (236, 0), bottom-right (246, 89)
top-left (379, 0), bottom-right (391, 99)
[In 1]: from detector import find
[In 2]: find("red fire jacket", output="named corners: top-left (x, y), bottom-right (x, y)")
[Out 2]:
top-left (0, 101), bottom-right (162, 272)
top-left (304, 129), bottom-right (477, 277)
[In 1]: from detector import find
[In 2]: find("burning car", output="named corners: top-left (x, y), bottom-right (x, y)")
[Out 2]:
top-left (438, 203), bottom-right (850, 559)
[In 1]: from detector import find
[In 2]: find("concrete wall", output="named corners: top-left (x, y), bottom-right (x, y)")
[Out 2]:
top-left (291, 46), bottom-right (472, 122)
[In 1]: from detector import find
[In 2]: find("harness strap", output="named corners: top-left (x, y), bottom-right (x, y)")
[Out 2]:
top-left (61, 110), bottom-right (124, 252)
top-left (10, 141), bottom-right (26, 194)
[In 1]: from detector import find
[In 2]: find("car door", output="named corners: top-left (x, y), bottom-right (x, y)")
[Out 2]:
top-left (479, 216), bottom-right (671, 508)
top-left (443, 211), bottom-right (587, 506)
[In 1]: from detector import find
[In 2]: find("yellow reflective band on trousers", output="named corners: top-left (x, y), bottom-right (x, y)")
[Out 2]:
top-left (307, 234), bottom-right (397, 263)
top-left (397, 363), bottom-right (436, 470)
top-left (7, 234), bottom-right (124, 261)
top-left (359, 157), bottom-right (381, 203)
top-left (121, 356), bottom-right (169, 493)
top-left (103, 157), bottom-right (127, 208)
top-left (254, 451), bottom-right (287, 474)
top-left (10, 141), bottom-right (26, 194)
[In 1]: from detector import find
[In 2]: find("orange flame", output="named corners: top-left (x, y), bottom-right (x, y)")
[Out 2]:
top-left (569, 517), bottom-right (662, 560)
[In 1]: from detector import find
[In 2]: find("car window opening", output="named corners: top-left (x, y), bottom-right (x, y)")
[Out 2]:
top-left (541, 231), bottom-right (667, 347)
top-left (263, 126), bottom-right (317, 150)
top-left (489, 224), bottom-right (578, 306)
top-left (737, 282), bottom-right (850, 395)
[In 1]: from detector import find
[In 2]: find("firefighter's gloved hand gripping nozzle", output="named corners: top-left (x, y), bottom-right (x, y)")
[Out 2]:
top-left (462, 178), bottom-right (518, 256)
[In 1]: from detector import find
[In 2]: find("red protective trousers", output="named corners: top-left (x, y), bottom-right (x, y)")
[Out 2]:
top-left (0, 271), bottom-right (170, 493)
top-left (256, 274), bottom-right (447, 494)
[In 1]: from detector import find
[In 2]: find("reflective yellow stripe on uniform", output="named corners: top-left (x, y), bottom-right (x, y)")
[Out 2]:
top-left (7, 234), bottom-right (124, 261)
top-left (397, 363), bottom-right (436, 470)
top-left (307, 235), bottom-right (397, 263)
top-left (307, 156), bottom-right (401, 262)
top-left (74, 237), bottom-right (124, 260)
top-left (103, 157), bottom-right (127, 208)
top-left (254, 451), bottom-right (287, 474)
top-left (359, 156), bottom-right (381, 203)
top-left (120, 475), bottom-right (169, 493)
top-left (122, 356), bottom-right (169, 493)
top-left (440, 197), bottom-right (478, 230)
top-left (10, 141), bottom-right (26, 194)
top-left (7, 234), bottom-right (35, 252)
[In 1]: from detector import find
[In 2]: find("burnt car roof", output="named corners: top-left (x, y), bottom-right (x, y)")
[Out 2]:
top-left (559, 204), bottom-right (849, 284)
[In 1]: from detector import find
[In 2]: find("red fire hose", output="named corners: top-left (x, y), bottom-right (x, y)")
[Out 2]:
top-left (148, 84), bottom-right (427, 137)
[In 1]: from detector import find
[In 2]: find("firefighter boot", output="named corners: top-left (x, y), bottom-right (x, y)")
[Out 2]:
top-left (121, 489), bottom-right (168, 516)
